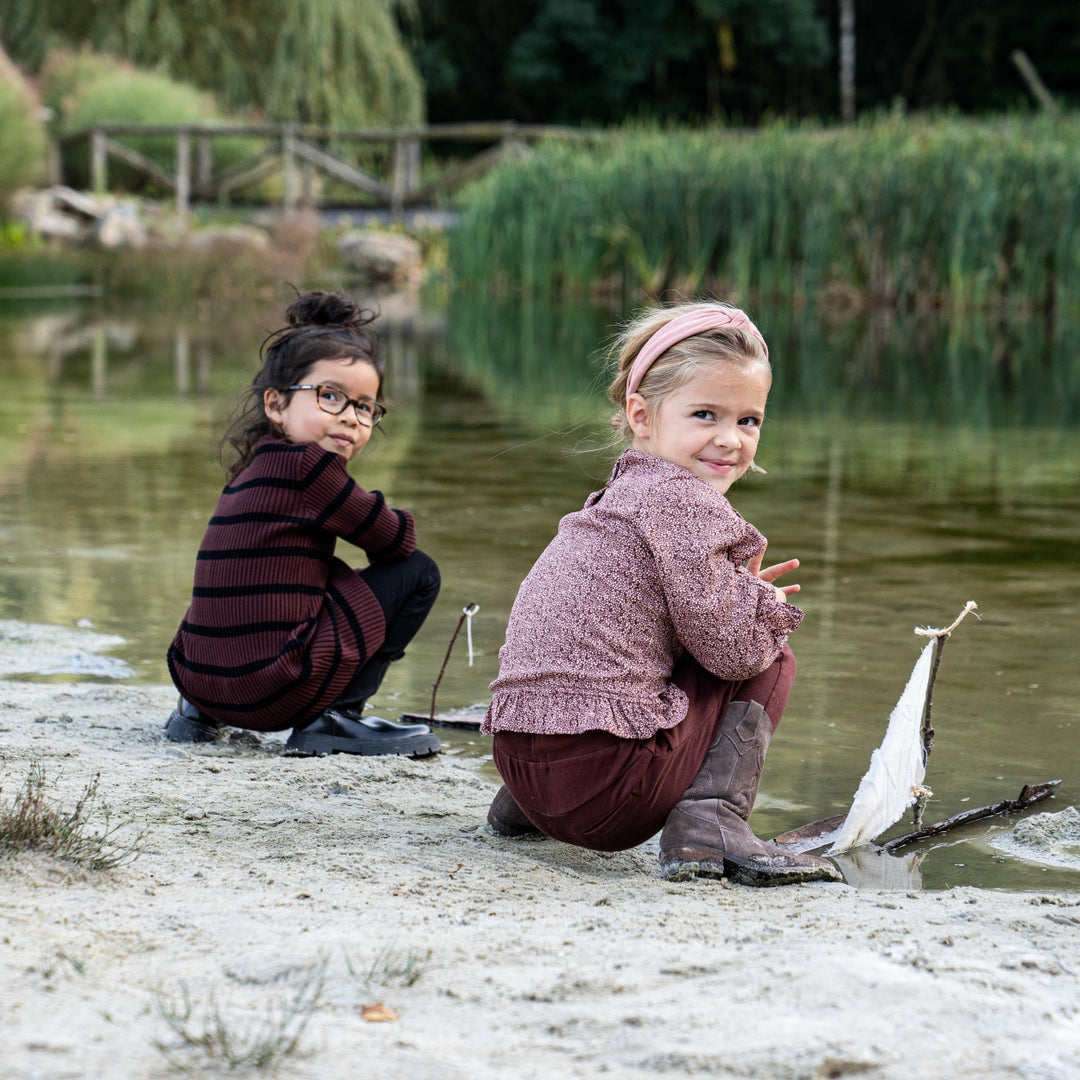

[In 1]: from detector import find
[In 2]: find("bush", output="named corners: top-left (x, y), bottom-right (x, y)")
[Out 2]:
top-left (42, 50), bottom-right (260, 194)
top-left (38, 49), bottom-right (121, 120)
top-left (0, 61), bottom-right (48, 213)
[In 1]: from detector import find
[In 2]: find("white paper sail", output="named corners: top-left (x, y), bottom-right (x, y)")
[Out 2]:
top-left (827, 641), bottom-right (935, 854)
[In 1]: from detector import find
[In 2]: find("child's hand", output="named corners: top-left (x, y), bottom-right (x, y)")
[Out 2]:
top-left (747, 548), bottom-right (801, 603)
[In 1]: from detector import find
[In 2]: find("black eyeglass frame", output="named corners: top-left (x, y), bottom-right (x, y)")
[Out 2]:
top-left (287, 384), bottom-right (387, 426)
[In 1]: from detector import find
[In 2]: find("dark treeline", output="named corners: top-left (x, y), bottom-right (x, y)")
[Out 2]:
top-left (408, 0), bottom-right (1080, 125)
top-left (3, 0), bottom-right (1077, 128)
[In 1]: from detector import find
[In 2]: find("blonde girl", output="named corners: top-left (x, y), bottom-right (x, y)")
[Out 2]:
top-left (480, 302), bottom-right (840, 886)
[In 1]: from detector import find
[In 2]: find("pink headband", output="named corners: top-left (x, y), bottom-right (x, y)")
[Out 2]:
top-left (625, 308), bottom-right (769, 401)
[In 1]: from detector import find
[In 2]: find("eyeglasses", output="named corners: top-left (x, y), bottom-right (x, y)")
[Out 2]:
top-left (287, 384), bottom-right (386, 427)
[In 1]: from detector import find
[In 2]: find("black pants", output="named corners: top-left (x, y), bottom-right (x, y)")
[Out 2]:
top-left (333, 549), bottom-right (441, 710)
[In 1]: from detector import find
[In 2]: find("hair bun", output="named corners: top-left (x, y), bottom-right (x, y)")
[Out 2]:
top-left (285, 290), bottom-right (375, 331)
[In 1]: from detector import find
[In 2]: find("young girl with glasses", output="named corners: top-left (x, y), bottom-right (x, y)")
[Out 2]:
top-left (481, 301), bottom-right (841, 886)
top-left (165, 291), bottom-right (441, 757)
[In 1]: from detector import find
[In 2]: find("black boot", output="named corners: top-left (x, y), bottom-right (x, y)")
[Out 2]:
top-left (164, 698), bottom-right (222, 743)
top-left (659, 701), bottom-right (842, 887)
top-left (285, 707), bottom-right (440, 758)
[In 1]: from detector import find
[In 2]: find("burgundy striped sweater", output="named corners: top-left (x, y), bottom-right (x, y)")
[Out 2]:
top-left (167, 436), bottom-right (415, 730)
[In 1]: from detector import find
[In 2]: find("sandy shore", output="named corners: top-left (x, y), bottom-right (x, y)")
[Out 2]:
top-left (1, 677), bottom-right (1078, 1080)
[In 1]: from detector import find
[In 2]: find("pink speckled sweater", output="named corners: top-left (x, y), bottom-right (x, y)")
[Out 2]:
top-left (482, 450), bottom-right (803, 739)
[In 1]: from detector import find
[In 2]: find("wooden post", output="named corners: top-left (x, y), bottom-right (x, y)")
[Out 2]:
top-left (175, 130), bottom-right (191, 223)
top-left (282, 126), bottom-right (298, 213)
top-left (91, 127), bottom-right (107, 194)
top-left (1011, 49), bottom-right (1060, 118)
top-left (301, 159), bottom-right (316, 206)
top-left (197, 131), bottom-right (213, 197)
top-left (839, 0), bottom-right (855, 123)
top-left (47, 138), bottom-right (62, 187)
top-left (392, 136), bottom-right (421, 215)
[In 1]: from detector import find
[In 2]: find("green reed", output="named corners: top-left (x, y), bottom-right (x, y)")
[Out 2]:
top-left (451, 114), bottom-right (1080, 314)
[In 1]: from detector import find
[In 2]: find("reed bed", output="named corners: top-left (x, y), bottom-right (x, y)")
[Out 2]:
top-left (451, 114), bottom-right (1080, 314)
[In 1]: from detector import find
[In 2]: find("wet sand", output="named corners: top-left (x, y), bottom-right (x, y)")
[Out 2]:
top-left (1, 675), bottom-right (1078, 1079)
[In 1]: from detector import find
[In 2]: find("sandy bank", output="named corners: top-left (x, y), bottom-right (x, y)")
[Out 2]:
top-left (1, 678), bottom-right (1078, 1080)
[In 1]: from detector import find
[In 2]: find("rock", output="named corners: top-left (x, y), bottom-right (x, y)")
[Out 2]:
top-left (52, 186), bottom-right (105, 220)
top-left (10, 188), bottom-right (88, 240)
top-left (11, 187), bottom-right (147, 249)
top-left (91, 203), bottom-right (147, 250)
top-left (185, 225), bottom-right (271, 254)
top-left (337, 229), bottom-right (424, 288)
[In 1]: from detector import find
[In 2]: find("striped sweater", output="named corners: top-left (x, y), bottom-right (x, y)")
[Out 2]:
top-left (167, 436), bottom-right (415, 730)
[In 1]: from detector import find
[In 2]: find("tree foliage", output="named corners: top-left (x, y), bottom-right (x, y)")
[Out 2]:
top-left (3, 0), bottom-right (1079, 130)
top-left (409, 0), bottom-right (833, 124)
top-left (0, 0), bottom-right (424, 127)
top-left (408, 0), bottom-right (1080, 124)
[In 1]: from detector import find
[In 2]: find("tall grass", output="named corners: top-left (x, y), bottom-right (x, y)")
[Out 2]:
top-left (451, 114), bottom-right (1080, 315)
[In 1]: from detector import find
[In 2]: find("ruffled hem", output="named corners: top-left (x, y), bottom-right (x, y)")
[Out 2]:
top-left (481, 684), bottom-right (688, 740)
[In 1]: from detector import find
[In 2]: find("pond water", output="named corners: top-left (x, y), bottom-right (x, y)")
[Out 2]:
top-left (1, 291), bottom-right (1077, 892)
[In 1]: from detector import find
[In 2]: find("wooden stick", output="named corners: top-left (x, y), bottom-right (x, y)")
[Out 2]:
top-left (429, 604), bottom-right (478, 723)
top-left (880, 780), bottom-right (1060, 853)
top-left (910, 601), bottom-right (978, 825)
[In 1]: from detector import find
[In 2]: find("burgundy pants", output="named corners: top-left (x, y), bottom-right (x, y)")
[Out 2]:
top-left (491, 644), bottom-right (795, 852)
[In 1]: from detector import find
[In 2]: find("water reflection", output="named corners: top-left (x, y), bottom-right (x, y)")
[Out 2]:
top-left (832, 846), bottom-right (927, 892)
top-left (0, 294), bottom-right (1077, 891)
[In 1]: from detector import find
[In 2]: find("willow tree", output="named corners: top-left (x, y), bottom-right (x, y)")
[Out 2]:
top-left (266, 0), bottom-right (423, 125)
top-left (0, 0), bottom-right (425, 127)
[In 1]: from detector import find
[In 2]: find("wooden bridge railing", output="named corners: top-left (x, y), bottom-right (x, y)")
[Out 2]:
top-left (53, 122), bottom-right (592, 218)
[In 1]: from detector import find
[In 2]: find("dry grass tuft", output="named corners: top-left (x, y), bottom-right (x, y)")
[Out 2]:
top-left (0, 762), bottom-right (145, 870)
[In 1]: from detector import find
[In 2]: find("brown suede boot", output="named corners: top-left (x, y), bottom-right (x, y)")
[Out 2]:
top-left (487, 784), bottom-right (543, 837)
top-left (659, 701), bottom-right (842, 887)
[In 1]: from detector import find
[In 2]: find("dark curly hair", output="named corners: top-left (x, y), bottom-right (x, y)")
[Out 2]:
top-left (220, 291), bottom-right (383, 478)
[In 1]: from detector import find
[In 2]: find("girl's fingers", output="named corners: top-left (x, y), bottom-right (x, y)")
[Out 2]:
top-left (757, 558), bottom-right (800, 583)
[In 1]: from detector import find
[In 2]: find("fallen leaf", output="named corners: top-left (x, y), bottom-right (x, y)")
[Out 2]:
top-left (362, 1003), bottom-right (399, 1022)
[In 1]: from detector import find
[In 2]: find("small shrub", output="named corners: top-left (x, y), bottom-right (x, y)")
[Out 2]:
top-left (38, 49), bottom-right (121, 120)
top-left (0, 63), bottom-right (48, 212)
top-left (42, 51), bottom-right (260, 194)
top-left (0, 762), bottom-right (145, 870)
top-left (346, 941), bottom-right (433, 992)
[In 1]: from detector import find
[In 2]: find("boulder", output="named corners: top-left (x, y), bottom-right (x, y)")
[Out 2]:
top-left (186, 224), bottom-right (271, 254)
top-left (11, 188), bottom-right (88, 240)
top-left (11, 187), bottom-right (148, 249)
top-left (91, 202), bottom-right (147, 250)
top-left (337, 229), bottom-right (424, 288)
